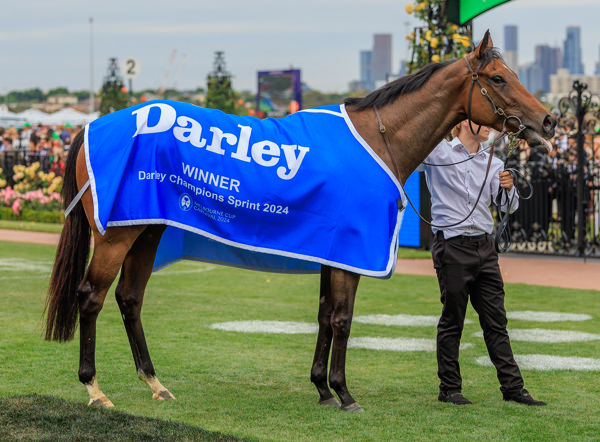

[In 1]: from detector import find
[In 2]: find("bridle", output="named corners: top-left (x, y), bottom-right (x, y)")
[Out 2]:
top-left (374, 55), bottom-right (533, 251)
top-left (463, 55), bottom-right (526, 142)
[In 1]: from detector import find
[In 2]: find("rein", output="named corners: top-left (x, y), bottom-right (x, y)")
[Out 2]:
top-left (374, 106), bottom-right (402, 181)
top-left (373, 56), bottom-right (532, 250)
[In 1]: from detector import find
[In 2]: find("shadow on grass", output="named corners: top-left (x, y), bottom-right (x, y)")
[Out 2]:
top-left (0, 394), bottom-right (256, 442)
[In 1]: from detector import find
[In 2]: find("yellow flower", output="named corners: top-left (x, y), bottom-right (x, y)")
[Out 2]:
top-left (451, 24), bottom-right (458, 31)
top-left (416, 1), bottom-right (428, 11)
top-left (452, 33), bottom-right (462, 41)
top-left (405, 4), bottom-right (413, 14)
top-left (432, 54), bottom-right (440, 63)
top-left (425, 30), bottom-right (432, 41)
top-left (461, 36), bottom-right (471, 48)
top-left (406, 34), bottom-right (414, 42)
top-left (430, 37), bottom-right (439, 48)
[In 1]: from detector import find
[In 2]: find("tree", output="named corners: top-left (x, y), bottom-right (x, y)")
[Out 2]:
top-left (205, 52), bottom-right (239, 115)
top-left (47, 87), bottom-right (69, 96)
top-left (99, 58), bottom-right (129, 115)
top-left (405, 0), bottom-right (472, 74)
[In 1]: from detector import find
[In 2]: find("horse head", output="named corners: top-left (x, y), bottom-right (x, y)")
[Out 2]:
top-left (463, 30), bottom-right (556, 152)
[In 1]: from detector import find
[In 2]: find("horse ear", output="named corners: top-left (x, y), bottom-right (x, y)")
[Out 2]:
top-left (474, 30), bottom-right (493, 59)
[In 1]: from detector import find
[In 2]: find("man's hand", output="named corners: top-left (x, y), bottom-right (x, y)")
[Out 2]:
top-left (499, 170), bottom-right (513, 190)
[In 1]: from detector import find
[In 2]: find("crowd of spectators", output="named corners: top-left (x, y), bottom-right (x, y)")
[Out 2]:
top-left (494, 117), bottom-right (600, 248)
top-left (0, 123), bottom-right (82, 178)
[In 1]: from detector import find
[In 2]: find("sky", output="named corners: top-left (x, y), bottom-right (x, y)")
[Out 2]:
top-left (1, 0), bottom-right (599, 95)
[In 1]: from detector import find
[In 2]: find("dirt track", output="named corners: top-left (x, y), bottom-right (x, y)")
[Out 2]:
top-left (1, 228), bottom-right (598, 291)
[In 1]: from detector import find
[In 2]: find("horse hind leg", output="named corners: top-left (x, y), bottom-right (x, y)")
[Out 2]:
top-left (310, 266), bottom-right (341, 408)
top-left (78, 225), bottom-right (146, 407)
top-left (114, 225), bottom-right (175, 401)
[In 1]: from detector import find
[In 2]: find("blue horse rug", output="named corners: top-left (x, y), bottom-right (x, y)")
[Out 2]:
top-left (84, 100), bottom-right (405, 278)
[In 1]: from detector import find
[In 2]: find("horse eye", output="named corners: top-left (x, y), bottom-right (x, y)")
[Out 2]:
top-left (492, 75), bottom-right (505, 84)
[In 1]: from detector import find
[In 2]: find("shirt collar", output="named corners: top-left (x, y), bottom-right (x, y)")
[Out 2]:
top-left (451, 136), bottom-right (486, 156)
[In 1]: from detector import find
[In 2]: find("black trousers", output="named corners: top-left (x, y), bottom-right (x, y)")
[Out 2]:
top-left (432, 232), bottom-right (524, 394)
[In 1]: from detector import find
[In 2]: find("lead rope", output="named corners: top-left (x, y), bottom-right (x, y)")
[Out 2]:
top-left (492, 134), bottom-right (534, 252)
top-left (373, 106), bottom-right (496, 229)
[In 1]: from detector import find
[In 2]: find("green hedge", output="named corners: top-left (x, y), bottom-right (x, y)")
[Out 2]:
top-left (0, 207), bottom-right (64, 224)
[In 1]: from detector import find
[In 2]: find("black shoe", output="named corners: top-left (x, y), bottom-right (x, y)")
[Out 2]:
top-left (503, 388), bottom-right (546, 406)
top-left (439, 390), bottom-right (472, 405)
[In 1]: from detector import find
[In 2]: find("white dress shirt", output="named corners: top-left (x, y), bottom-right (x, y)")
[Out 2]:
top-left (421, 137), bottom-right (519, 239)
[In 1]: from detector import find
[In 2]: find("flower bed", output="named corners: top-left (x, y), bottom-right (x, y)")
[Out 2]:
top-left (0, 163), bottom-right (64, 224)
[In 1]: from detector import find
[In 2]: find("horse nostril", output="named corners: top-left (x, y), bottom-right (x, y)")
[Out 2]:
top-left (543, 114), bottom-right (557, 135)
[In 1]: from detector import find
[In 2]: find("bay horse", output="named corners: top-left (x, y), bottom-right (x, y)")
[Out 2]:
top-left (44, 31), bottom-right (556, 412)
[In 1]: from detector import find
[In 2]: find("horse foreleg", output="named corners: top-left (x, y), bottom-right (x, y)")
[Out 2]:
top-left (328, 268), bottom-right (363, 412)
top-left (310, 266), bottom-right (340, 407)
top-left (114, 225), bottom-right (174, 401)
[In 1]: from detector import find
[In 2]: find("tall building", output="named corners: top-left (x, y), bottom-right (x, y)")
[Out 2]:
top-left (519, 63), bottom-right (544, 94)
top-left (372, 34), bottom-right (392, 89)
top-left (563, 26), bottom-right (584, 75)
top-left (360, 50), bottom-right (373, 91)
top-left (519, 44), bottom-right (561, 94)
top-left (503, 25), bottom-right (518, 72)
top-left (536, 45), bottom-right (562, 92)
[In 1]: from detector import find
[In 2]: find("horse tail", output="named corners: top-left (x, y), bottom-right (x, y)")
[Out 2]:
top-left (44, 129), bottom-right (91, 342)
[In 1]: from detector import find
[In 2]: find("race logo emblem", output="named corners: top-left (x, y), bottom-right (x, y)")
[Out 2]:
top-left (179, 193), bottom-right (192, 211)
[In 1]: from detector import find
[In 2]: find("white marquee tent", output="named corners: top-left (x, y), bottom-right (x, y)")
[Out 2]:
top-left (0, 107), bottom-right (99, 127)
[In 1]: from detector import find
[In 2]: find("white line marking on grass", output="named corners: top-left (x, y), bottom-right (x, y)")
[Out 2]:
top-left (348, 337), bottom-right (473, 352)
top-left (476, 354), bottom-right (600, 371)
top-left (0, 275), bottom-right (48, 281)
top-left (354, 314), bottom-right (473, 327)
top-left (209, 320), bottom-right (318, 334)
top-left (153, 264), bottom-right (216, 276)
top-left (473, 329), bottom-right (600, 342)
top-left (0, 258), bottom-right (51, 273)
top-left (507, 311), bottom-right (592, 322)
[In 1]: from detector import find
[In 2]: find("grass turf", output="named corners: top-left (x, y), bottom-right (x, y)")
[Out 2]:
top-left (1, 240), bottom-right (599, 441)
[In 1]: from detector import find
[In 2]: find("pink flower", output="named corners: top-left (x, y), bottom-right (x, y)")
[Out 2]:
top-left (11, 198), bottom-right (21, 216)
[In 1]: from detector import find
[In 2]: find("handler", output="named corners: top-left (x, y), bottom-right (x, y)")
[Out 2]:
top-left (421, 120), bottom-right (546, 406)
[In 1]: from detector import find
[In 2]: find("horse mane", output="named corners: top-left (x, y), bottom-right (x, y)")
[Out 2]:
top-left (344, 47), bottom-right (503, 110)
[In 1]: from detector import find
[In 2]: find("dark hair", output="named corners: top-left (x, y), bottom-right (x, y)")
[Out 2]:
top-left (345, 47), bottom-right (503, 111)
top-left (344, 60), bottom-right (455, 110)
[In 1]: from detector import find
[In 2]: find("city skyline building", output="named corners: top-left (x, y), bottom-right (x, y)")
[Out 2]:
top-left (359, 50), bottom-right (373, 91)
top-left (372, 34), bottom-right (392, 89)
top-left (519, 44), bottom-right (561, 94)
top-left (357, 34), bottom-right (392, 91)
top-left (563, 26), bottom-right (584, 75)
top-left (536, 44), bottom-right (562, 92)
top-left (503, 25), bottom-right (518, 72)
top-left (354, 25), bottom-right (600, 95)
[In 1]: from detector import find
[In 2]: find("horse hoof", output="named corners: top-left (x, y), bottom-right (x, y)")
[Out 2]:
top-left (341, 402), bottom-right (364, 413)
top-left (318, 397), bottom-right (341, 408)
top-left (88, 396), bottom-right (114, 407)
top-left (153, 390), bottom-right (176, 400)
